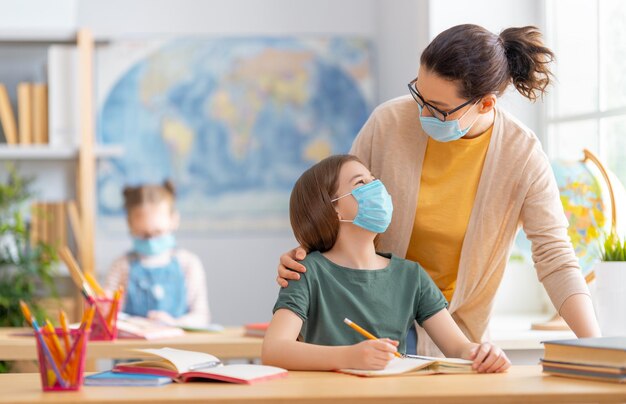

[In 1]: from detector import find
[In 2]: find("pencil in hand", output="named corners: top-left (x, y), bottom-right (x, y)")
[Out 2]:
top-left (343, 318), bottom-right (402, 358)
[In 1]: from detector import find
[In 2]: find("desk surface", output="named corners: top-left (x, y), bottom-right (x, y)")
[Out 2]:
top-left (0, 367), bottom-right (624, 403)
top-left (0, 327), bottom-right (262, 360)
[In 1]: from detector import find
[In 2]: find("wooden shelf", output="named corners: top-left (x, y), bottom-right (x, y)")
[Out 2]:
top-left (0, 29), bottom-right (78, 44)
top-left (0, 144), bottom-right (124, 160)
top-left (0, 29), bottom-right (109, 45)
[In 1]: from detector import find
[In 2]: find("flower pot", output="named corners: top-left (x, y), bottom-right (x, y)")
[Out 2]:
top-left (592, 262), bottom-right (626, 336)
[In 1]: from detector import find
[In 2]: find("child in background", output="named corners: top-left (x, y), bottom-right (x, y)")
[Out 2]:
top-left (262, 155), bottom-right (510, 372)
top-left (105, 180), bottom-right (210, 327)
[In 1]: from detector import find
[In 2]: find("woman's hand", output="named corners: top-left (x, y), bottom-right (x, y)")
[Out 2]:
top-left (343, 339), bottom-right (399, 370)
top-left (462, 342), bottom-right (511, 373)
top-left (276, 247), bottom-right (308, 287)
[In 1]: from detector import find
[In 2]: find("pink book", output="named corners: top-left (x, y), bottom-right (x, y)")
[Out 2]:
top-left (115, 315), bottom-right (186, 340)
top-left (113, 348), bottom-right (288, 384)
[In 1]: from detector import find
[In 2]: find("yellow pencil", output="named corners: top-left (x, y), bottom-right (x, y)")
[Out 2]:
top-left (45, 320), bottom-right (70, 381)
top-left (343, 318), bottom-right (402, 358)
top-left (45, 320), bottom-right (65, 363)
top-left (58, 310), bottom-right (71, 354)
top-left (107, 288), bottom-right (121, 327)
top-left (85, 273), bottom-right (106, 297)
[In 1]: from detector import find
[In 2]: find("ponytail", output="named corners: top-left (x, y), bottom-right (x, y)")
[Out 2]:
top-left (499, 26), bottom-right (555, 101)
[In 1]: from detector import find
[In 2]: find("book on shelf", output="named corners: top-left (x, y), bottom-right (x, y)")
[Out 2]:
top-left (541, 337), bottom-right (626, 383)
top-left (48, 45), bottom-right (79, 147)
top-left (113, 347), bottom-right (288, 384)
top-left (116, 313), bottom-right (186, 340)
top-left (0, 83), bottom-right (18, 145)
top-left (541, 359), bottom-right (625, 383)
top-left (84, 370), bottom-right (173, 387)
top-left (32, 83), bottom-right (48, 144)
top-left (338, 355), bottom-right (474, 377)
top-left (244, 322), bottom-right (269, 338)
top-left (17, 82), bottom-right (32, 145)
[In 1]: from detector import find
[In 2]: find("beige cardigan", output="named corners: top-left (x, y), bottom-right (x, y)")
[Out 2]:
top-left (351, 95), bottom-right (590, 356)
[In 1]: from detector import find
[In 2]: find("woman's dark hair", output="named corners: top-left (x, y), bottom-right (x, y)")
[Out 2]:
top-left (123, 180), bottom-right (176, 213)
top-left (420, 24), bottom-right (554, 101)
top-left (289, 154), bottom-right (361, 253)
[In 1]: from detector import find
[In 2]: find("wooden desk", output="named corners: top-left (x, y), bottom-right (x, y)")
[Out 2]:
top-left (0, 327), bottom-right (262, 361)
top-left (0, 367), bottom-right (624, 403)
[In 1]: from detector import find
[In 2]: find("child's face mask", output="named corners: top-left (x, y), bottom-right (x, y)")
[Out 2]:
top-left (331, 179), bottom-right (393, 234)
top-left (132, 233), bottom-right (176, 256)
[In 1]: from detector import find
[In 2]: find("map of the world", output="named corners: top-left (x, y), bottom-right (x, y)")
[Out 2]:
top-left (96, 37), bottom-right (375, 233)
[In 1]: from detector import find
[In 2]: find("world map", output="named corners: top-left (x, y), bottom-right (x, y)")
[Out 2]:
top-left (96, 37), bottom-right (374, 233)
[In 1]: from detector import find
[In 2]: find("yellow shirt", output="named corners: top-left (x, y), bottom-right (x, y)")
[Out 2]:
top-left (405, 126), bottom-right (493, 303)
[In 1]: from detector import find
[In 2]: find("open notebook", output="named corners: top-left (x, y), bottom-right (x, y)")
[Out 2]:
top-left (114, 348), bottom-right (287, 384)
top-left (339, 355), bottom-right (474, 377)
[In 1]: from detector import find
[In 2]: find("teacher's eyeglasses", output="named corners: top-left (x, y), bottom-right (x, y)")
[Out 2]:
top-left (407, 77), bottom-right (477, 122)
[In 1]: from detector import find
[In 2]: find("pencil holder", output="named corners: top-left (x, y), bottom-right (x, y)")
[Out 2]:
top-left (36, 328), bottom-right (89, 392)
top-left (86, 297), bottom-right (118, 341)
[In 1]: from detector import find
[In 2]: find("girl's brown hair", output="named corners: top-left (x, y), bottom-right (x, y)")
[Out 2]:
top-left (420, 24), bottom-right (554, 101)
top-left (289, 154), bottom-right (361, 253)
top-left (122, 180), bottom-right (176, 213)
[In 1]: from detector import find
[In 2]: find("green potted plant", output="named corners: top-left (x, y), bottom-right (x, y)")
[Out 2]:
top-left (0, 165), bottom-right (58, 372)
top-left (593, 231), bottom-right (626, 336)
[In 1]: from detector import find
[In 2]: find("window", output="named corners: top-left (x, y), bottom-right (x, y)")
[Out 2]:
top-left (546, 0), bottom-right (626, 184)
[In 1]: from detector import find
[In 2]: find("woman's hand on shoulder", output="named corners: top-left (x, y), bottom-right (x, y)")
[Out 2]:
top-left (276, 247), bottom-right (308, 287)
top-left (463, 342), bottom-right (511, 373)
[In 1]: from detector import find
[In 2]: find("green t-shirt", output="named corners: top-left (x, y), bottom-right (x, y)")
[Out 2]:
top-left (273, 251), bottom-right (448, 353)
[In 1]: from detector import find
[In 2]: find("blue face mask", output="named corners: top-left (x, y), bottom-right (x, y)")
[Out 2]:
top-left (331, 179), bottom-right (393, 234)
top-left (132, 233), bottom-right (176, 256)
top-left (418, 102), bottom-right (479, 142)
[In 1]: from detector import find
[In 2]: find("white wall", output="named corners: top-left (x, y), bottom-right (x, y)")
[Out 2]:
top-left (0, 0), bottom-right (77, 31)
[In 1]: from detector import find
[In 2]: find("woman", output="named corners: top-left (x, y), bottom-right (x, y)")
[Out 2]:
top-left (276, 24), bottom-right (600, 356)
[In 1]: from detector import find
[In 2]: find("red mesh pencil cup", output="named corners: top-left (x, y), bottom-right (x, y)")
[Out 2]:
top-left (36, 328), bottom-right (89, 392)
top-left (87, 296), bottom-right (118, 341)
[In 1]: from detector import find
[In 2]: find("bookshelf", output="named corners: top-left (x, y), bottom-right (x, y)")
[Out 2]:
top-left (0, 144), bottom-right (124, 160)
top-left (0, 28), bottom-right (106, 288)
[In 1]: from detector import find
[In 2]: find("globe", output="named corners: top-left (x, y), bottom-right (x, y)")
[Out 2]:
top-left (515, 151), bottom-right (626, 280)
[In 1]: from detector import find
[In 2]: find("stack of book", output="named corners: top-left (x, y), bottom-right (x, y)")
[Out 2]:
top-left (542, 337), bottom-right (626, 383)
